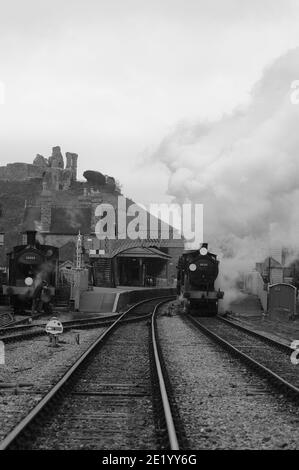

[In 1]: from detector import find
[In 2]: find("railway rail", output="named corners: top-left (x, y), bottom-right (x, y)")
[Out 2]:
top-left (0, 300), bottom-right (166, 343)
top-left (226, 314), bottom-right (299, 347)
top-left (0, 296), bottom-right (181, 450)
top-left (188, 315), bottom-right (299, 399)
top-left (220, 315), bottom-right (293, 352)
top-left (0, 311), bottom-right (15, 328)
top-left (157, 311), bottom-right (299, 449)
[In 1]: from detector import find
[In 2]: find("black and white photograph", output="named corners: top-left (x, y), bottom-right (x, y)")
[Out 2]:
top-left (0, 0), bottom-right (299, 457)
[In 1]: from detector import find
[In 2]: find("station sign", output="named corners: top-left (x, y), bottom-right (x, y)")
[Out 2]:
top-left (89, 249), bottom-right (105, 257)
top-left (45, 317), bottom-right (64, 335)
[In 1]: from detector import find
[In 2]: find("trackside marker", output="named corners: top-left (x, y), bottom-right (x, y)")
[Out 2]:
top-left (45, 317), bottom-right (63, 347)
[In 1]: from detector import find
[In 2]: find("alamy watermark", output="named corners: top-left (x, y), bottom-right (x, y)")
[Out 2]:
top-left (290, 340), bottom-right (299, 365)
top-left (0, 340), bottom-right (4, 365)
top-left (94, 197), bottom-right (203, 245)
top-left (290, 80), bottom-right (299, 104)
top-left (0, 82), bottom-right (5, 105)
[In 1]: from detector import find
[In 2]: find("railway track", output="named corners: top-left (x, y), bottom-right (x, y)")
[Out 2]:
top-left (0, 300), bottom-right (166, 343)
top-left (0, 315), bottom-right (118, 337)
top-left (0, 311), bottom-right (15, 328)
top-left (157, 311), bottom-right (299, 449)
top-left (220, 315), bottom-right (293, 351)
top-left (226, 314), bottom-right (299, 346)
top-left (188, 315), bottom-right (299, 399)
top-left (0, 296), bottom-right (181, 450)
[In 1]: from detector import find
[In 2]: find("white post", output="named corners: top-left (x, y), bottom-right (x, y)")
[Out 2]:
top-left (74, 270), bottom-right (81, 311)
top-left (76, 231), bottom-right (83, 269)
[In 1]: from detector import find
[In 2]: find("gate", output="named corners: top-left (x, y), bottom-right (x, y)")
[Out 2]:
top-left (268, 283), bottom-right (297, 318)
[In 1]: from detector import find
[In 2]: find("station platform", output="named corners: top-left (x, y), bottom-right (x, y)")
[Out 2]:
top-left (31, 286), bottom-right (175, 323)
top-left (1, 286), bottom-right (176, 327)
top-left (227, 291), bottom-right (299, 321)
top-left (227, 293), bottom-right (264, 318)
top-left (79, 286), bottom-right (124, 313)
top-left (79, 285), bottom-right (153, 313)
top-left (79, 285), bottom-right (175, 314)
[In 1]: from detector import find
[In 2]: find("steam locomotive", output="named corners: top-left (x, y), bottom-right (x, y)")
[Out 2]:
top-left (177, 243), bottom-right (224, 316)
top-left (3, 231), bottom-right (59, 315)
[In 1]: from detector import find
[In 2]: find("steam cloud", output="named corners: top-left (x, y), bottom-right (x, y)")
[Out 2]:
top-left (152, 48), bottom-right (299, 306)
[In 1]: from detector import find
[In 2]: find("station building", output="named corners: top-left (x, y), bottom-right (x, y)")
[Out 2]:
top-left (0, 147), bottom-right (184, 289)
top-left (23, 186), bottom-right (183, 288)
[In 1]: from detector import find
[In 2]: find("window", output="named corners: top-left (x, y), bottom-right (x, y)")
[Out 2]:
top-left (0, 233), bottom-right (4, 246)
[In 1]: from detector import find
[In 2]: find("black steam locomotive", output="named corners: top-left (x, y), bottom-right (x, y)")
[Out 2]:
top-left (177, 243), bottom-right (224, 316)
top-left (3, 231), bottom-right (59, 315)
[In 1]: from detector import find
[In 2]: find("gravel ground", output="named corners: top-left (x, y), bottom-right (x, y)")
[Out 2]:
top-left (19, 322), bottom-right (157, 450)
top-left (157, 311), bottom-right (299, 449)
top-left (197, 317), bottom-right (299, 388)
top-left (0, 327), bottom-right (106, 442)
top-left (229, 315), bottom-right (299, 345)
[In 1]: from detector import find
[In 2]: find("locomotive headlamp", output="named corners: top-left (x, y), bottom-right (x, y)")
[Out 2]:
top-left (25, 277), bottom-right (34, 286)
top-left (189, 263), bottom-right (197, 271)
top-left (199, 247), bottom-right (208, 256)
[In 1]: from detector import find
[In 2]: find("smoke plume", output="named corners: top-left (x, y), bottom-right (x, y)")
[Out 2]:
top-left (152, 48), bottom-right (299, 305)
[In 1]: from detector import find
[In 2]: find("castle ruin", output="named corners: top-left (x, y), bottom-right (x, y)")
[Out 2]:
top-left (0, 146), bottom-right (78, 190)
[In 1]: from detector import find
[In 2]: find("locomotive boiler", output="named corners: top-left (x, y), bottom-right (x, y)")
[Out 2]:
top-left (177, 243), bottom-right (224, 316)
top-left (3, 231), bottom-right (58, 315)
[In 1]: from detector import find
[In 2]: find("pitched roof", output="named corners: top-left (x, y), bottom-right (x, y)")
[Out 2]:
top-left (117, 246), bottom-right (171, 259)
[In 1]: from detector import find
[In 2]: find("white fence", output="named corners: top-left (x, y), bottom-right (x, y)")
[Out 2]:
top-left (244, 271), bottom-right (268, 312)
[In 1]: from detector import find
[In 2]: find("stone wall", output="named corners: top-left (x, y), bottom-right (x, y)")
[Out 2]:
top-left (0, 163), bottom-right (44, 181)
top-left (0, 146), bottom-right (78, 191)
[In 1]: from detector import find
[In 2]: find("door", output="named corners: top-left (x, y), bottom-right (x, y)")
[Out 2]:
top-left (268, 283), bottom-right (296, 317)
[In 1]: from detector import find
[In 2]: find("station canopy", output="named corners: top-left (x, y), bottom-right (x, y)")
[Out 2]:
top-left (117, 246), bottom-right (171, 260)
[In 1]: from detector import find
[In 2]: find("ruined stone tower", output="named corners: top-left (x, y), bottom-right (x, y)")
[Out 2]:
top-left (0, 145), bottom-right (78, 191)
top-left (48, 146), bottom-right (64, 169)
top-left (66, 152), bottom-right (78, 182)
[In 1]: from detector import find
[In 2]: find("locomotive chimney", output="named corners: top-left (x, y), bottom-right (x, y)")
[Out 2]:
top-left (26, 231), bottom-right (37, 246)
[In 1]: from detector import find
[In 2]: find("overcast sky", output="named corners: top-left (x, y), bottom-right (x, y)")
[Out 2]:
top-left (1, 0), bottom-right (299, 205)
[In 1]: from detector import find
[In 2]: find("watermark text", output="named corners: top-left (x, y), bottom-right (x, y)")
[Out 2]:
top-left (94, 197), bottom-right (203, 245)
top-left (0, 340), bottom-right (4, 365)
top-left (290, 340), bottom-right (299, 365)
top-left (0, 81), bottom-right (5, 105)
top-left (290, 80), bottom-right (299, 104)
